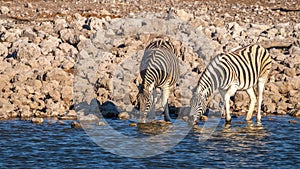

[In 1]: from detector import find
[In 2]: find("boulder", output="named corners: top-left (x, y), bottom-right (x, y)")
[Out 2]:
top-left (0, 42), bottom-right (8, 57)
top-left (0, 98), bottom-right (14, 117)
top-left (1, 28), bottom-right (22, 43)
top-left (71, 121), bottom-right (81, 128)
top-left (0, 74), bottom-right (10, 91)
top-left (26, 79), bottom-right (43, 90)
top-left (59, 43), bottom-right (78, 55)
top-left (101, 101), bottom-right (120, 118)
top-left (20, 105), bottom-right (33, 118)
top-left (17, 43), bottom-right (41, 60)
top-left (59, 29), bottom-right (79, 45)
top-left (56, 120), bottom-right (66, 125)
top-left (0, 6), bottom-right (9, 14)
top-left (49, 89), bottom-right (61, 102)
top-left (54, 18), bottom-right (69, 32)
top-left (40, 35), bottom-right (61, 55)
top-left (175, 9), bottom-right (193, 21)
top-left (33, 22), bottom-right (54, 34)
top-left (45, 68), bottom-right (69, 83)
top-left (58, 110), bottom-right (77, 120)
top-left (78, 114), bottom-right (99, 121)
top-left (288, 120), bottom-right (298, 124)
top-left (129, 122), bottom-right (137, 127)
top-left (0, 112), bottom-right (9, 120)
top-left (97, 121), bottom-right (106, 126)
top-left (262, 101), bottom-right (276, 114)
top-left (31, 117), bottom-right (44, 124)
top-left (61, 86), bottom-right (73, 102)
top-left (89, 17), bottom-right (104, 30)
top-left (118, 111), bottom-right (130, 120)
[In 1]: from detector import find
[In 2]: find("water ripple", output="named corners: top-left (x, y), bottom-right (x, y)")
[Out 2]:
top-left (0, 116), bottom-right (299, 168)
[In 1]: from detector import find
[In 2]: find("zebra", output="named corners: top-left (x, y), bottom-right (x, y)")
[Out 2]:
top-left (135, 38), bottom-right (179, 122)
top-left (189, 44), bottom-right (272, 125)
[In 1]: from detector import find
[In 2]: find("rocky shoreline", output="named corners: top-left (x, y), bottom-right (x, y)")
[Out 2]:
top-left (0, 0), bottom-right (299, 122)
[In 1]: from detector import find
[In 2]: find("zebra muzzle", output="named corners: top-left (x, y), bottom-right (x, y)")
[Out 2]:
top-left (187, 116), bottom-right (199, 126)
top-left (137, 112), bottom-right (148, 123)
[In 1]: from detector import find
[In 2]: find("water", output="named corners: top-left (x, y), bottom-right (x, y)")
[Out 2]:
top-left (0, 116), bottom-right (299, 168)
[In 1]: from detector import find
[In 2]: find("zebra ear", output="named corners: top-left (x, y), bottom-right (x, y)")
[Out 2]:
top-left (134, 77), bottom-right (140, 87)
top-left (129, 93), bottom-right (138, 106)
top-left (132, 100), bottom-right (137, 107)
top-left (194, 86), bottom-right (200, 93)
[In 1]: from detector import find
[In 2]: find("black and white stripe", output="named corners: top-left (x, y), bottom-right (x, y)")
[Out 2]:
top-left (190, 44), bottom-right (272, 124)
top-left (137, 38), bottom-right (179, 122)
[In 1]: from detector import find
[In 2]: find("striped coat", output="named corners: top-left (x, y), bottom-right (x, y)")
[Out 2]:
top-left (137, 39), bottom-right (179, 122)
top-left (190, 45), bottom-right (272, 124)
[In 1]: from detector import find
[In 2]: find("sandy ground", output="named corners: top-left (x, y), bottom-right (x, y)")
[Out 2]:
top-left (1, 0), bottom-right (299, 24)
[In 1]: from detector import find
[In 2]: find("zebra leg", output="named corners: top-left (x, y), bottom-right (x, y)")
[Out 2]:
top-left (149, 89), bottom-right (157, 120)
top-left (162, 86), bottom-right (171, 122)
top-left (246, 87), bottom-right (257, 121)
top-left (224, 85), bottom-right (238, 123)
top-left (257, 78), bottom-right (266, 123)
top-left (219, 89), bottom-right (226, 117)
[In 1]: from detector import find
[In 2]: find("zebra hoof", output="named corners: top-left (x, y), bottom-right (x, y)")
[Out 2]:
top-left (256, 120), bottom-right (262, 125)
top-left (224, 123), bottom-right (231, 128)
top-left (164, 119), bottom-right (172, 123)
top-left (246, 117), bottom-right (252, 121)
top-left (187, 117), bottom-right (198, 126)
top-left (257, 122), bottom-right (263, 127)
top-left (225, 118), bottom-right (231, 124)
top-left (164, 116), bottom-right (172, 122)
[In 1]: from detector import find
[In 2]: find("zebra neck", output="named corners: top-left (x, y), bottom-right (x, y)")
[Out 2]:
top-left (196, 61), bottom-right (223, 99)
top-left (195, 84), bottom-right (212, 101)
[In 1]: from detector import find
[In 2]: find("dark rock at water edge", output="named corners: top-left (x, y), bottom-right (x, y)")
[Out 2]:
top-left (101, 101), bottom-right (120, 118)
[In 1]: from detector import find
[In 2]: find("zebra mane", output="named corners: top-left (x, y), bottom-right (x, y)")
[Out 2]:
top-left (195, 54), bottom-right (224, 100)
top-left (193, 85), bottom-right (209, 99)
top-left (145, 38), bottom-right (176, 55)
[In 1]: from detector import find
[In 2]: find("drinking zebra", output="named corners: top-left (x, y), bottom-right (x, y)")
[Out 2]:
top-left (136, 38), bottom-right (179, 122)
top-left (189, 45), bottom-right (272, 124)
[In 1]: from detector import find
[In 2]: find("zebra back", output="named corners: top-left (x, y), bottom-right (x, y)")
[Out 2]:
top-left (195, 44), bottom-right (272, 97)
top-left (224, 44), bottom-right (272, 89)
top-left (145, 38), bottom-right (177, 56)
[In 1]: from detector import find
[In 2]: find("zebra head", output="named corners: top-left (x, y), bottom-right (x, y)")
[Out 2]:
top-left (136, 90), bottom-right (153, 121)
top-left (189, 93), bottom-right (206, 125)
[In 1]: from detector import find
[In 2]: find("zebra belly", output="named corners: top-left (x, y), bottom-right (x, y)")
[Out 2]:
top-left (236, 80), bottom-right (258, 91)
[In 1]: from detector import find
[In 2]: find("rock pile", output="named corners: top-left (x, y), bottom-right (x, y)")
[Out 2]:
top-left (0, 2), bottom-right (299, 121)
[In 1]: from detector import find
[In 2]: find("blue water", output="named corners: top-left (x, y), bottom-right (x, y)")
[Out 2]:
top-left (0, 115), bottom-right (299, 168)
